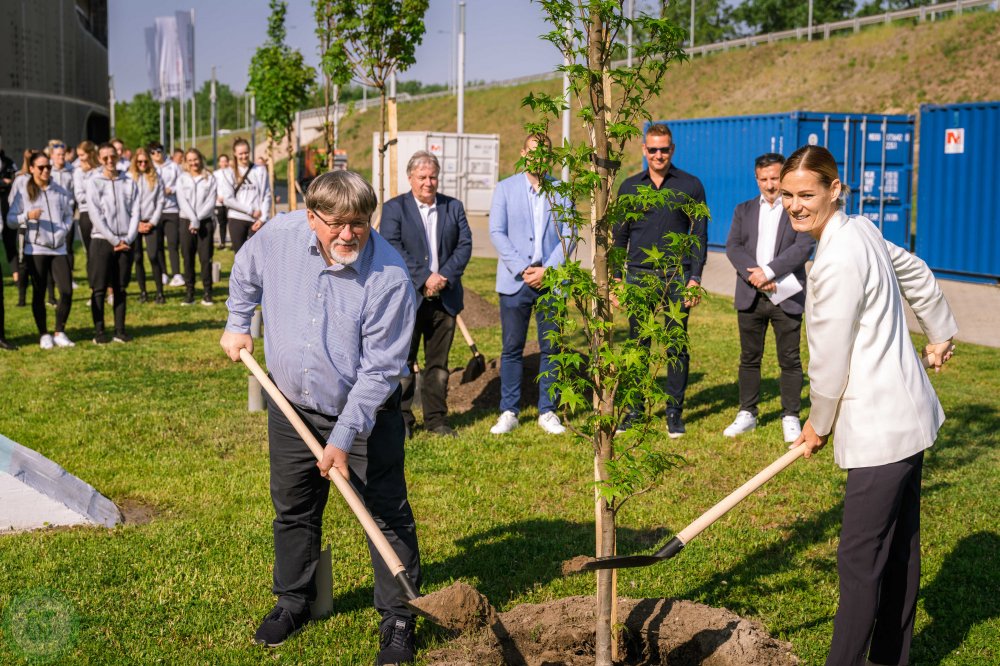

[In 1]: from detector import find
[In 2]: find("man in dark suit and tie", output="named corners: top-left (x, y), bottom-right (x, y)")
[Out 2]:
top-left (381, 151), bottom-right (473, 438)
top-left (724, 152), bottom-right (815, 442)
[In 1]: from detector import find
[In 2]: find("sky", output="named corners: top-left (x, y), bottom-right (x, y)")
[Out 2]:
top-left (108, 0), bottom-right (564, 100)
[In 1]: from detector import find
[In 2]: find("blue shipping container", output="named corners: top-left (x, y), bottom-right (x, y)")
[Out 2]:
top-left (915, 102), bottom-right (1000, 284)
top-left (645, 112), bottom-right (915, 249)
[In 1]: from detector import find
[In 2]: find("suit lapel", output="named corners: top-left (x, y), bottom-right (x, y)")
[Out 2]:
top-left (434, 194), bottom-right (448, 258)
top-left (747, 200), bottom-right (761, 250)
top-left (403, 193), bottom-right (429, 257)
top-left (774, 207), bottom-right (792, 253)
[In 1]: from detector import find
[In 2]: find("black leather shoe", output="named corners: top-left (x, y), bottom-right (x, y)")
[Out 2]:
top-left (0, 338), bottom-right (18, 351)
top-left (253, 605), bottom-right (309, 647)
top-left (376, 615), bottom-right (415, 665)
top-left (666, 412), bottom-right (686, 439)
top-left (428, 424), bottom-right (457, 438)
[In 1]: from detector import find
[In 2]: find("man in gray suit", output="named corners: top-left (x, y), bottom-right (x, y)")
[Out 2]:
top-left (724, 153), bottom-right (814, 442)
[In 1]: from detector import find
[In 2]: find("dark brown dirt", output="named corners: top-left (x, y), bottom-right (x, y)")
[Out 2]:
top-left (447, 341), bottom-right (541, 415)
top-left (561, 555), bottom-right (595, 576)
top-left (409, 581), bottom-right (498, 634)
top-left (117, 499), bottom-right (159, 525)
top-left (459, 289), bottom-right (500, 330)
top-left (424, 596), bottom-right (798, 666)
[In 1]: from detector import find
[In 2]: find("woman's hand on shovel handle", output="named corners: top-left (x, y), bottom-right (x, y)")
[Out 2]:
top-left (318, 444), bottom-right (350, 481)
top-left (792, 419), bottom-right (828, 459)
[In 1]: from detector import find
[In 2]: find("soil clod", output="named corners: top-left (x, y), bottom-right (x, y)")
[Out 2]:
top-left (561, 555), bottom-right (596, 575)
top-left (408, 581), bottom-right (498, 634)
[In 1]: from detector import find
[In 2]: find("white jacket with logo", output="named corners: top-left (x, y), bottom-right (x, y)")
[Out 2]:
top-left (177, 171), bottom-right (218, 230)
top-left (217, 164), bottom-right (270, 224)
top-left (5, 181), bottom-right (75, 255)
top-left (86, 171), bottom-right (140, 246)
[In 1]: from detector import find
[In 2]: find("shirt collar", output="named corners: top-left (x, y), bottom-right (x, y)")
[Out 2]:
top-left (413, 192), bottom-right (436, 209)
top-left (759, 195), bottom-right (783, 210)
top-left (309, 230), bottom-right (376, 279)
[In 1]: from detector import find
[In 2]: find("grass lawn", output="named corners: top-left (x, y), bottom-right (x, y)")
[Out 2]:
top-left (0, 254), bottom-right (997, 664)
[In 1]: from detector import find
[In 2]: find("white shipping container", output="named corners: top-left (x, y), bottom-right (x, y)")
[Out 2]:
top-left (371, 131), bottom-right (500, 214)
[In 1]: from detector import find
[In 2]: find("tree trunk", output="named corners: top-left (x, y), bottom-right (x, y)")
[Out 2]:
top-left (267, 136), bottom-right (276, 219)
top-left (375, 86), bottom-right (388, 229)
top-left (288, 124), bottom-right (297, 212)
top-left (587, 6), bottom-right (616, 665)
top-left (388, 97), bottom-right (399, 198)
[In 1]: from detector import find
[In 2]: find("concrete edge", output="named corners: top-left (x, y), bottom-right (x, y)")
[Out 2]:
top-left (0, 434), bottom-right (123, 528)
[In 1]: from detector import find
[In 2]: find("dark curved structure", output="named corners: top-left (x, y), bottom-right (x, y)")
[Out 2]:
top-left (0, 0), bottom-right (109, 155)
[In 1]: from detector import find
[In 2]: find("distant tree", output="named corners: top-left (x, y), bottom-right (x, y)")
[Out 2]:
top-left (114, 92), bottom-right (160, 151)
top-left (654, 0), bottom-right (738, 45)
top-left (733, 0), bottom-right (855, 34)
top-left (316, 0), bottom-right (430, 208)
top-left (248, 0), bottom-right (316, 211)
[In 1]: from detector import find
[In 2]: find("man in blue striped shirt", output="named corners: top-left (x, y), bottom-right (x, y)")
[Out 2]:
top-left (221, 171), bottom-right (421, 664)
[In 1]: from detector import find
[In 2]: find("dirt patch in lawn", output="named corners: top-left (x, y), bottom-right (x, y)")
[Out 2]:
top-left (459, 289), bottom-right (500, 330)
top-left (447, 342), bottom-right (541, 415)
top-left (424, 595), bottom-right (798, 666)
top-left (117, 499), bottom-right (160, 525)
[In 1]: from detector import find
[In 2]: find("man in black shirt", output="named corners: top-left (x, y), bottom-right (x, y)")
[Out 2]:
top-left (612, 123), bottom-right (708, 437)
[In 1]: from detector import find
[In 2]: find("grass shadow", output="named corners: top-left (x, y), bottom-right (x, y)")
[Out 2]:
top-left (912, 531), bottom-right (1000, 664)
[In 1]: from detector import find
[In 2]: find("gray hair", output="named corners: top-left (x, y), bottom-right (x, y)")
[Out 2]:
top-left (305, 170), bottom-right (377, 219)
top-left (405, 150), bottom-right (440, 176)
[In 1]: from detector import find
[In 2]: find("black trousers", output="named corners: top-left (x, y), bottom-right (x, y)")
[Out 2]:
top-left (266, 386), bottom-right (421, 619)
top-left (827, 451), bottom-right (924, 666)
top-left (215, 206), bottom-right (228, 246)
top-left (88, 239), bottom-right (134, 335)
top-left (400, 298), bottom-right (457, 430)
top-left (26, 254), bottom-right (72, 335)
top-left (736, 294), bottom-right (803, 417)
top-left (134, 225), bottom-right (166, 297)
top-left (626, 271), bottom-right (690, 415)
top-left (228, 217), bottom-right (255, 255)
top-left (160, 212), bottom-right (181, 276)
top-left (180, 218), bottom-right (214, 299)
top-left (78, 212), bottom-right (93, 264)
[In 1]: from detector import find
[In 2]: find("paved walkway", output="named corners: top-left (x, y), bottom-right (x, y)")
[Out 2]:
top-left (466, 214), bottom-right (999, 349)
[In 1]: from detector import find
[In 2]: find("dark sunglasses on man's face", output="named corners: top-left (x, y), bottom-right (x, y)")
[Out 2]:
top-left (645, 145), bottom-right (674, 155)
top-left (51, 143), bottom-right (66, 150)
top-left (35, 164), bottom-right (52, 171)
top-left (755, 153), bottom-right (785, 169)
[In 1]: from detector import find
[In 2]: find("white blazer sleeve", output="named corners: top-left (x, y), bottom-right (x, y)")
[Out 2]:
top-left (886, 241), bottom-right (958, 344)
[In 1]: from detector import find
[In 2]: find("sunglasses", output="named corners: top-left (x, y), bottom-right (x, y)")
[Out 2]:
top-left (51, 143), bottom-right (66, 149)
top-left (34, 164), bottom-right (52, 171)
top-left (755, 152), bottom-right (785, 168)
top-left (645, 146), bottom-right (674, 155)
top-left (136, 160), bottom-right (149, 165)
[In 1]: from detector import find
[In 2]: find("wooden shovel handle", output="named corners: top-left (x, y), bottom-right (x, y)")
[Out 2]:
top-left (240, 348), bottom-right (408, 578)
top-left (676, 443), bottom-right (808, 545)
top-left (455, 314), bottom-right (476, 350)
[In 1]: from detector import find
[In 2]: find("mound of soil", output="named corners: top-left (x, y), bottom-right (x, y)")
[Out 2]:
top-left (424, 596), bottom-right (798, 666)
top-left (447, 342), bottom-right (541, 415)
top-left (459, 289), bottom-right (500, 330)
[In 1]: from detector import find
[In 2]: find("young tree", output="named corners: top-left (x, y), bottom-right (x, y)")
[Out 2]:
top-left (248, 0), bottom-right (316, 211)
top-left (524, 2), bottom-right (707, 663)
top-left (315, 0), bottom-right (430, 210)
top-left (114, 92), bottom-right (161, 150)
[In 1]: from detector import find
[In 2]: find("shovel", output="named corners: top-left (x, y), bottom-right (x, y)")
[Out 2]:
top-left (239, 349), bottom-right (496, 633)
top-left (455, 314), bottom-right (486, 383)
top-left (567, 443), bottom-right (809, 572)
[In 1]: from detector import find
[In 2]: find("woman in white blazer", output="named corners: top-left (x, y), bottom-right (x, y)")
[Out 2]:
top-left (782, 145), bottom-right (957, 666)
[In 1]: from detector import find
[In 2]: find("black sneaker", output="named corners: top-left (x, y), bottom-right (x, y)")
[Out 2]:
top-left (200, 295), bottom-right (213, 306)
top-left (154, 294), bottom-right (166, 305)
top-left (615, 411), bottom-right (642, 434)
top-left (427, 424), bottom-right (457, 438)
top-left (377, 615), bottom-right (415, 665)
top-left (666, 412), bottom-right (686, 439)
top-left (113, 332), bottom-right (134, 344)
top-left (0, 338), bottom-right (18, 351)
top-left (138, 292), bottom-right (149, 304)
top-left (253, 605), bottom-right (309, 648)
top-left (93, 331), bottom-right (111, 345)
top-left (180, 298), bottom-right (195, 306)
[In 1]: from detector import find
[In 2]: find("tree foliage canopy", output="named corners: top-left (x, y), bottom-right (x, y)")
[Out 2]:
top-left (248, 0), bottom-right (316, 139)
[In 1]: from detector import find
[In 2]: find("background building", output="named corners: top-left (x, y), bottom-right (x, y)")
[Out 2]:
top-left (0, 0), bottom-right (109, 157)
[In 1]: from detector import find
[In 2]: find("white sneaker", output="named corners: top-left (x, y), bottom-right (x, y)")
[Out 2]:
top-left (490, 410), bottom-right (519, 435)
top-left (71, 280), bottom-right (79, 289)
top-left (39, 334), bottom-right (54, 350)
top-left (53, 332), bottom-right (75, 348)
top-left (169, 274), bottom-right (185, 287)
top-left (723, 410), bottom-right (757, 437)
top-left (161, 274), bottom-right (168, 285)
top-left (782, 416), bottom-right (802, 443)
top-left (537, 411), bottom-right (567, 435)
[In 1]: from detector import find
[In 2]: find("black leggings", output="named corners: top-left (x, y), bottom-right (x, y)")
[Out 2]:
top-left (161, 212), bottom-right (182, 276)
top-left (227, 217), bottom-right (255, 255)
top-left (215, 206), bottom-right (228, 246)
top-left (88, 239), bottom-right (134, 335)
top-left (27, 254), bottom-right (72, 335)
top-left (180, 218), bottom-right (215, 298)
top-left (134, 224), bottom-right (166, 296)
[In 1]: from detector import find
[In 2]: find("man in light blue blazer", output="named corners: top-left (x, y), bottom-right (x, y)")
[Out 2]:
top-left (488, 133), bottom-right (575, 436)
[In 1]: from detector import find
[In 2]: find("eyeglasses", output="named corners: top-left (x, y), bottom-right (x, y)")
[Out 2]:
top-left (34, 164), bottom-right (52, 171)
top-left (150, 148), bottom-right (163, 154)
top-left (645, 145), bottom-right (674, 155)
top-left (135, 160), bottom-right (149, 165)
top-left (755, 153), bottom-right (785, 168)
top-left (311, 210), bottom-right (370, 234)
top-left (100, 155), bottom-right (117, 163)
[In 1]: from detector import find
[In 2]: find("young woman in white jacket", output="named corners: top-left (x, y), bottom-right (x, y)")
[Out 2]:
top-left (177, 148), bottom-right (218, 305)
top-left (128, 148), bottom-right (166, 304)
top-left (6, 151), bottom-right (76, 348)
top-left (150, 142), bottom-right (184, 287)
top-left (216, 138), bottom-right (270, 254)
top-left (86, 142), bottom-right (140, 344)
top-left (73, 141), bottom-right (99, 270)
